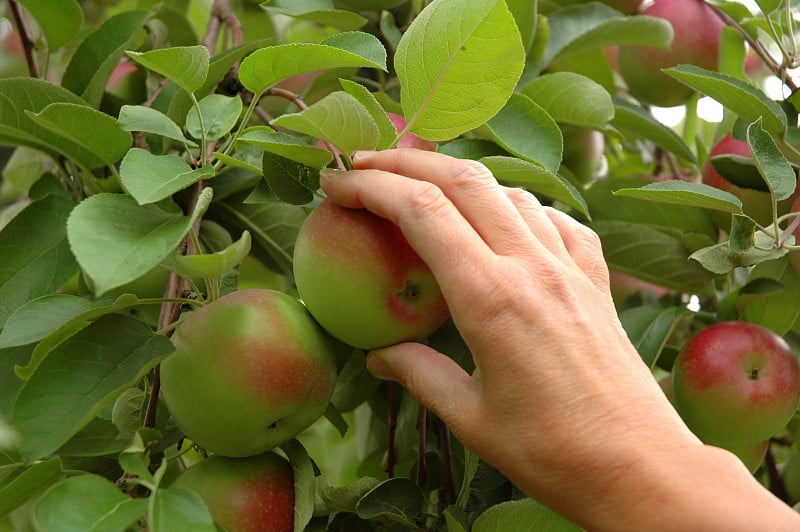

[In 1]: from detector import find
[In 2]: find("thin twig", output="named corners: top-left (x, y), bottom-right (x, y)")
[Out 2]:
top-left (8, 0), bottom-right (38, 78)
top-left (437, 419), bottom-right (456, 506)
top-left (416, 406), bottom-right (427, 489)
top-left (386, 382), bottom-right (398, 478)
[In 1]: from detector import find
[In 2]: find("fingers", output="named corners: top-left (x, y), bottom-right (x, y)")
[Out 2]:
top-left (502, 187), bottom-right (573, 264)
top-left (349, 149), bottom-right (537, 257)
top-left (544, 207), bottom-right (610, 292)
top-left (366, 343), bottom-right (479, 434)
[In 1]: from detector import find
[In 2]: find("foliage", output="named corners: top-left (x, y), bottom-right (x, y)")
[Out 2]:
top-left (1, 0), bottom-right (800, 529)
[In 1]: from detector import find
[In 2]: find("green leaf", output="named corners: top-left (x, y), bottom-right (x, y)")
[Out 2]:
top-left (281, 439), bottom-right (315, 532)
top-left (16, 0), bottom-right (83, 50)
top-left (395, 0), bottom-right (525, 141)
top-left (262, 152), bottom-right (320, 205)
top-left (15, 294), bottom-right (139, 381)
top-left (592, 220), bottom-right (716, 295)
top-left (620, 306), bottom-right (687, 368)
top-left (118, 105), bottom-right (197, 147)
top-left (0, 457), bottom-right (62, 518)
top-left (238, 37), bottom-right (387, 95)
top-left (543, 3), bottom-right (673, 67)
top-left (610, 100), bottom-right (697, 163)
top-left (127, 46), bottom-right (210, 94)
top-left (613, 181), bottom-right (743, 213)
top-left (117, 428), bottom-right (162, 482)
top-left (236, 129), bottom-right (333, 168)
top-left (339, 79), bottom-right (396, 150)
top-left (167, 38), bottom-right (272, 126)
top-left (473, 498), bottom-right (581, 531)
top-left (61, 11), bottom-right (151, 108)
top-left (729, 213), bottom-right (758, 253)
top-left (710, 154), bottom-right (766, 191)
top-left (0, 194), bottom-right (77, 329)
top-left (170, 230), bottom-right (251, 279)
top-left (664, 65), bottom-right (787, 136)
top-left (67, 189), bottom-right (212, 296)
top-left (26, 104), bottom-right (131, 169)
top-left (746, 118), bottom-right (796, 201)
top-left (482, 93), bottom-right (563, 173)
top-left (521, 72), bottom-right (614, 130)
top-left (34, 475), bottom-right (147, 532)
top-left (120, 148), bottom-right (215, 205)
top-left (14, 314), bottom-right (174, 462)
top-left (314, 476), bottom-right (380, 515)
top-left (0, 295), bottom-right (97, 349)
top-left (55, 417), bottom-right (125, 458)
top-left (150, 487), bottom-right (217, 532)
top-left (271, 91), bottom-right (379, 154)
top-left (689, 228), bottom-right (788, 274)
top-left (741, 257), bottom-right (800, 335)
top-left (209, 197), bottom-right (305, 276)
top-left (320, 32), bottom-right (388, 71)
top-left (262, 0), bottom-right (368, 30)
top-left (480, 156), bottom-right (589, 218)
top-left (0, 78), bottom-right (92, 160)
top-left (356, 477), bottom-right (424, 525)
top-left (186, 94), bottom-right (243, 142)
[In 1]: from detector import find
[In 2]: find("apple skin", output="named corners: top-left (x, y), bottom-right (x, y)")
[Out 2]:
top-left (618, 0), bottom-right (724, 107)
top-left (172, 452), bottom-right (294, 532)
top-left (671, 321), bottom-right (800, 446)
top-left (702, 134), bottom-right (799, 227)
top-left (293, 198), bottom-right (449, 350)
top-left (560, 125), bottom-right (604, 184)
top-left (720, 439), bottom-right (770, 474)
top-left (160, 288), bottom-right (338, 457)
top-left (387, 113), bottom-right (437, 151)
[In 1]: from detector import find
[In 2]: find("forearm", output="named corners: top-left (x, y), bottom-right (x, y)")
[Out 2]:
top-left (577, 442), bottom-right (799, 531)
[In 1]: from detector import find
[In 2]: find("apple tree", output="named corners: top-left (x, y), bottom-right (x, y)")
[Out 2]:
top-left (1, 0), bottom-right (800, 530)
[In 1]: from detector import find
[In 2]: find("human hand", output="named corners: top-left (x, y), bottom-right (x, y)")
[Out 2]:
top-left (319, 148), bottom-right (799, 531)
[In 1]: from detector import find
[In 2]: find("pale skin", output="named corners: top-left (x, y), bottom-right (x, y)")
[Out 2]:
top-left (319, 148), bottom-right (800, 532)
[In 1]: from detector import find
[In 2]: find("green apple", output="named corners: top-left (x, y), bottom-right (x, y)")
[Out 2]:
top-left (293, 198), bottom-right (450, 350)
top-left (172, 452), bottom-right (294, 532)
top-left (672, 321), bottom-right (800, 446)
top-left (560, 124), bottom-right (604, 184)
top-left (721, 439), bottom-right (769, 474)
top-left (618, 0), bottom-right (723, 107)
top-left (160, 288), bottom-right (338, 457)
top-left (702, 134), bottom-right (799, 227)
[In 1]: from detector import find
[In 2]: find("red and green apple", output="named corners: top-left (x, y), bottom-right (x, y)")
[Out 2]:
top-left (292, 198), bottom-right (449, 350)
top-left (160, 288), bottom-right (338, 457)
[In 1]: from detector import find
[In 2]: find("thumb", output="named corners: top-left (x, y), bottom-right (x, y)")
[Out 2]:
top-left (366, 342), bottom-right (479, 432)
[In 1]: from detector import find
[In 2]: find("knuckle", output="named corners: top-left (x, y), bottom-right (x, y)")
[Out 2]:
top-left (449, 159), bottom-right (495, 190)
top-left (405, 181), bottom-right (450, 218)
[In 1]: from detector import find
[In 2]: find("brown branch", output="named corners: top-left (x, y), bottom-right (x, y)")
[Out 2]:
top-left (201, 0), bottom-right (244, 57)
top-left (8, 1), bottom-right (38, 78)
top-left (416, 406), bottom-right (427, 490)
top-left (385, 381), bottom-right (398, 478)
top-left (708, 2), bottom-right (799, 93)
top-left (437, 419), bottom-right (456, 506)
top-left (764, 443), bottom-right (790, 503)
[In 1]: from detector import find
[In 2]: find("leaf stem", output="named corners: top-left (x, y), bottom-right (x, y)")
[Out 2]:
top-left (8, 1), bottom-right (39, 78)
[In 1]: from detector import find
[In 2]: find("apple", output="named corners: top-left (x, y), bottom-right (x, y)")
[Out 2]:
top-left (160, 288), bottom-right (338, 457)
top-left (702, 134), bottom-right (799, 227)
top-left (292, 198), bottom-right (449, 350)
top-left (560, 124), bottom-right (604, 184)
top-left (172, 451), bottom-right (294, 532)
top-left (720, 439), bottom-right (770, 474)
top-left (617, 0), bottom-right (724, 107)
top-left (671, 321), bottom-right (800, 446)
top-left (387, 113), bottom-right (437, 151)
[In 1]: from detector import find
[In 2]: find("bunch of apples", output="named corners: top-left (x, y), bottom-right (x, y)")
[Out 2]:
top-left (670, 321), bottom-right (800, 472)
top-left (158, 113), bottom-right (444, 530)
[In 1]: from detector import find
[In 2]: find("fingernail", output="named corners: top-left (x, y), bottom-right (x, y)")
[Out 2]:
top-left (366, 352), bottom-right (397, 381)
top-left (319, 168), bottom-right (344, 179)
top-left (352, 150), bottom-right (378, 164)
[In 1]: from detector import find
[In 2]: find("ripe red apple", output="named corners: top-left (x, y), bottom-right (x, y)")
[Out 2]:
top-left (618, 0), bottom-right (724, 107)
top-left (387, 113), bottom-right (437, 151)
top-left (671, 321), bottom-right (800, 446)
top-left (292, 198), bottom-right (449, 350)
top-left (172, 451), bottom-right (294, 532)
top-left (702, 134), bottom-right (799, 227)
top-left (160, 288), bottom-right (338, 457)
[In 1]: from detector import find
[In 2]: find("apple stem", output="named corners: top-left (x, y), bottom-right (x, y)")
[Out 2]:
top-left (437, 418), bottom-right (456, 506)
top-left (416, 406), bottom-right (428, 489)
top-left (764, 443), bottom-right (791, 503)
top-left (385, 381), bottom-right (398, 478)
